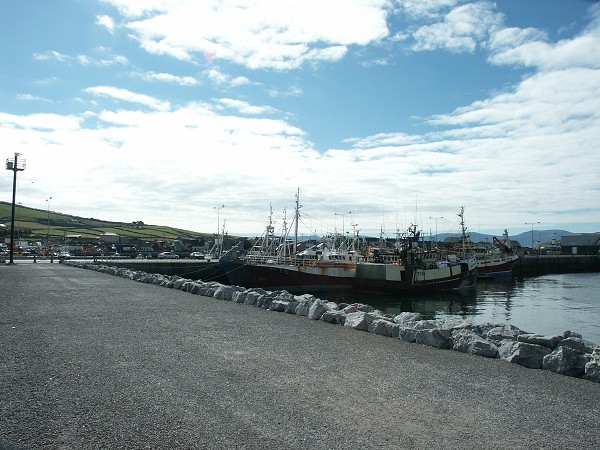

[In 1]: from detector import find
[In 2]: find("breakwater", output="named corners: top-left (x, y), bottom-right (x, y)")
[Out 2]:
top-left (61, 260), bottom-right (600, 384)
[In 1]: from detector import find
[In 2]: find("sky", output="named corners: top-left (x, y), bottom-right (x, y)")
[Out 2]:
top-left (1, 0), bottom-right (599, 240)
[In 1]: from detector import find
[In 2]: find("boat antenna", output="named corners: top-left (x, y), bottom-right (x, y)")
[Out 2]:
top-left (282, 206), bottom-right (288, 258)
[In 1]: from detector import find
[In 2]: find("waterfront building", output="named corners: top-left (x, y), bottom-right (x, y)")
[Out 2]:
top-left (561, 233), bottom-right (600, 255)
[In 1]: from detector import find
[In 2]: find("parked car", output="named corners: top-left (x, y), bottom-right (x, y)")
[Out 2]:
top-left (58, 252), bottom-right (71, 260)
top-left (189, 252), bottom-right (205, 259)
top-left (158, 251), bottom-right (179, 259)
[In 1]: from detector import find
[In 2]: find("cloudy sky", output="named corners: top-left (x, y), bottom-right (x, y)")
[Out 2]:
top-left (1, 0), bottom-right (599, 239)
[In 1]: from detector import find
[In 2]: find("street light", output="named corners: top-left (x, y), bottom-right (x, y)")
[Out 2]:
top-left (5, 152), bottom-right (26, 264)
top-left (525, 221), bottom-right (540, 249)
top-left (46, 197), bottom-right (53, 247)
top-left (335, 211), bottom-right (352, 235)
top-left (429, 216), bottom-right (443, 242)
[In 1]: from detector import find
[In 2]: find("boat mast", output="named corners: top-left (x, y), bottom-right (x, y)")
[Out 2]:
top-left (264, 204), bottom-right (275, 255)
top-left (219, 219), bottom-right (226, 257)
top-left (458, 206), bottom-right (468, 257)
top-left (294, 188), bottom-right (300, 259)
top-left (282, 207), bottom-right (288, 258)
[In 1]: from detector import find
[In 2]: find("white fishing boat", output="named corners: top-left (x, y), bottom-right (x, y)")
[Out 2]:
top-left (453, 208), bottom-right (518, 278)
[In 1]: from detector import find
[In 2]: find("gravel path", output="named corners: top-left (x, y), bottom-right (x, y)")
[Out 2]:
top-left (1, 262), bottom-right (598, 449)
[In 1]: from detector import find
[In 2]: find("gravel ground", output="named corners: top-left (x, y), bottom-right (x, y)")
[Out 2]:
top-left (1, 262), bottom-right (599, 449)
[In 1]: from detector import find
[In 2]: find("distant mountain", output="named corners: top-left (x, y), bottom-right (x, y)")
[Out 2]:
top-left (435, 230), bottom-right (572, 248)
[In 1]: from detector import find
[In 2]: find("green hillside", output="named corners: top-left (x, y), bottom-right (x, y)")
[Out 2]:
top-left (0, 201), bottom-right (210, 242)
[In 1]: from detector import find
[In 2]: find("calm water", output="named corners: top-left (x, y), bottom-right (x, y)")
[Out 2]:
top-left (323, 273), bottom-right (600, 346)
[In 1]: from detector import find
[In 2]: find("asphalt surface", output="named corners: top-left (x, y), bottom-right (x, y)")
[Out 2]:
top-left (1, 262), bottom-right (599, 449)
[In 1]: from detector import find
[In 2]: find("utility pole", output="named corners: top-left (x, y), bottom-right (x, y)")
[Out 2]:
top-left (46, 196), bottom-right (53, 248)
top-left (5, 153), bottom-right (26, 264)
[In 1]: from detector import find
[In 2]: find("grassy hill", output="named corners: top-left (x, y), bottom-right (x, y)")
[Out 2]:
top-left (0, 201), bottom-right (210, 243)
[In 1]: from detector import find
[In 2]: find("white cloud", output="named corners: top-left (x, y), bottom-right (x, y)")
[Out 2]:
top-left (96, 14), bottom-right (116, 33)
top-left (83, 86), bottom-right (171, 111)
top-left (489, 23), bottom-right (600, 70)
top-left (360, 57), bottom-right (389, 67)
top-left (16, 94), bottom-right (51, 103)
top-left (0, 112), bottom-right (82, 130)
top-left (100, 0), bottom-right (172, 18)
top-left (214, 98), bottom-right (278, 115)
top-left (33, 50), bottom-right (70, 62)
top-left (104, 0), bottom-right (391, 69)
top-left (138, 71), bottom-right (198, 86)
top-left (267, 84), bottom-right (303, 98)
top-left (344, 132), bottom-right (424, 148)
top-left (410, 2), bottom-right (502, 53)
top-left (3, 0), bottom-right (599, 235)
top-left (430, 68), bottom-right (600, 132)
top-left (397, 0), bottom-right (461, 19)
top-left (205, 68), bottom-right (251, 88)
top-left (3, 58), bottom-right (600, 235)
top-left (33, 49), bottom-right (128, 66)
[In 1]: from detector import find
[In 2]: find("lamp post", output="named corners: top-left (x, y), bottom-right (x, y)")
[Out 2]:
top-left (46, 196), bottom-right (53, 248)
top-left (214, 204), bottom-right (225, 257)
top-left (5, 153), bottom-right (26, 264)
top-left (335, 211), bottom-right (352, 235)
top-left (525, 221), bottom-right (540, 249)
top-left (429, 216), bottom-right (443, 242)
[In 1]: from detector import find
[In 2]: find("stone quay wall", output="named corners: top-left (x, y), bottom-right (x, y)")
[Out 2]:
top-left (62, 260), bottom-right (600, 384)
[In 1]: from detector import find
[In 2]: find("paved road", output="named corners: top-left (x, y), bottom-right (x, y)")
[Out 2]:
top-left (1, 263), bottom-right (598, 449)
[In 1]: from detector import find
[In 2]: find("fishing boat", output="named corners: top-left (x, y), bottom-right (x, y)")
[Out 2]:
top-left (219, 243), bottom-right (253, 288)
top-left (453, 208), bottom-right (518, 278)
top-left (241, 189), bottom-right (363, 294)
top-left (219, 205), bottom-right (282, 288)
top-left (354, 224), bottom-right (477, 294)
top-left (224, 193), bottom-right (476, 295)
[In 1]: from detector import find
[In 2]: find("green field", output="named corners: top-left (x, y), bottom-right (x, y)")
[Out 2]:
top-left (0, 201), bottom-right (210, 242)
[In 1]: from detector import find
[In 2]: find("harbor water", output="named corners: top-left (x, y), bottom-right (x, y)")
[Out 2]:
top-left (324, 273), bottom-right (600, 346)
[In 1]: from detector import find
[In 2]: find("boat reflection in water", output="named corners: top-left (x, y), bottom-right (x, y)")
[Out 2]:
top-left (318, 283), bottom-right (485, 320)
top-left (315, 278), bottom-right (516, 321)
top-left (320, 273), bottom-right (600, 346)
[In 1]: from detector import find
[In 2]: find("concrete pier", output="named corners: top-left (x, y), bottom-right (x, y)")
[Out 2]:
top-left (1, 262), bottom-right (598, 449)
top-left (513, 254), bottom-right (599, 276)
top-left (96, 258), bottom-right (229, 284)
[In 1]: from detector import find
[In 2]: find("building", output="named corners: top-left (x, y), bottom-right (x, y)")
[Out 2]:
top-left (561, 233), bottom-right (600, 255)
top-left (98, 232), bottom-right (120, 244)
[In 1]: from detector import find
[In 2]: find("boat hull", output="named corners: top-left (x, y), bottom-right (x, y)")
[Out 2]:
top-left (220, 257), bottom-right (255, 288)
top-left (476, 255), bottom-right (518, 278)
top-left (222, 256), bottom-right (478, 296)
top-left (354, 260), bottom-right (477, 294)
top-left (244, 263), bottom-right (356, 294)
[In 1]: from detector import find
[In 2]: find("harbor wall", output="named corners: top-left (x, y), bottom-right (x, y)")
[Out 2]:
top-left (513, 254), bottom-right (599, 277)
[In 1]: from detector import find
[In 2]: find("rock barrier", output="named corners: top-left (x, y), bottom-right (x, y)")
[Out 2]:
top-left (61, 260), bottom-right (600, 383)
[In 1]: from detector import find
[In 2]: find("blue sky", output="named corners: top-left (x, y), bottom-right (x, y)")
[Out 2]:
top-left (1, 0), bottom-right (599, 239)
